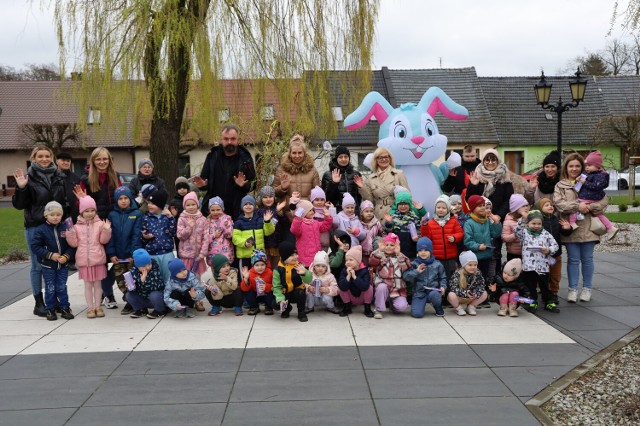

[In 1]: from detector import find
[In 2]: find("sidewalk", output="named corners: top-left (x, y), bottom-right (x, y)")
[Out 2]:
top-left (0, 251), bottom-right (638, 425)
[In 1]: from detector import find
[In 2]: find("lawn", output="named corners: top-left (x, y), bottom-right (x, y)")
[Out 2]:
top-left (608, 194), bottom-right (640, 205)
top-left (605, 212), bottom-right (640, 224)
top-left (0, 209), bottom-right (26, 257)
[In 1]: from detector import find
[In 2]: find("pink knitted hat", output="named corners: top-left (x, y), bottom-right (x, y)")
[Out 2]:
top-left (383, 233), bottom-right (399, 244)
top-left (585, 151), bottom-right (603, 168)
top-left (182, 191), bottom-right (199, 209)
top-left (345, 245), bottom-right (362, 265)
top-left (79, 196), bottom-right (97, 214)
top-left (360, 200), bottom-right (374, 212)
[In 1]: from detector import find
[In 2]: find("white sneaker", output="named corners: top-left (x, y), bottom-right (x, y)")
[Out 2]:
top-left (455, 306), bottom-right (467, 316)
top-left (466, 305), bottom-right (477, 316)
top-left (567, 289), bottom-right (578, 303)
top-left (579, 288), bottom-right (592, 302)
top-left (374, 312), bottom-right (383, 319)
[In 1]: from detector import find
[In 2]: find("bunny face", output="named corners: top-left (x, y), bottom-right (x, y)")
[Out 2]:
top-left (377, 103), bottom-right (448, 166)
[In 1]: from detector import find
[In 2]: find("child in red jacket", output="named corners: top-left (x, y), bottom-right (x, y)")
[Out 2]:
top-left (420, 195), bottom-right (464, 281)
top-left (240, 249), bottom-right (275, 315)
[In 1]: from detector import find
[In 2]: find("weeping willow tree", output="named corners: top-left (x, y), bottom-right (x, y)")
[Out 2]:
top-left (51, 0), bottom-right (378, 185)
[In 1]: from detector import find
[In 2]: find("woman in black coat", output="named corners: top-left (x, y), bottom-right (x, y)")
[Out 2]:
top-left (321, 146), bottom-right (361, 212)
top-left (465, 149), bottom-right (514, 222)
top-left (12, 146), bottom-right (68, 317)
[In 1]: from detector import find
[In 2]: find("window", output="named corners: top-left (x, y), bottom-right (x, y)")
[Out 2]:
top-left (332, 107), bottom-right (344, 121)
top-left (87, 108), bottom-right (101, 125)
top-left (72, 159), bottom-right (87, 175)
top-left (218, 108), bottom-right (230, 123)
top-left (260, 104), bottom-right (275, 121)
top-left (178, 156), bottom-right (190, 177)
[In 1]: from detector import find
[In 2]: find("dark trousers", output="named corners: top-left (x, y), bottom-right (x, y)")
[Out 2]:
top-left (205, 288), bottom-right (243, 308)
top-left (101, 264), bottom-right (115, 298)
top-left (243, 290), bottom-right (276, 309)
top-left (522, 270), bottom-right (552, 304)
top-left (42, 267), bottom-right (70, 310)
top-left (169, 290), bottom-right (195, 308)
top-left (125, 290), bottom-right (165, 312)
top-left (283, 288), bottom-right (306, 315)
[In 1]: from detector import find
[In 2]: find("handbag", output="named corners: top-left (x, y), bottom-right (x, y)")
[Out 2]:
top-left (589, 216), bottom-right (607, 236)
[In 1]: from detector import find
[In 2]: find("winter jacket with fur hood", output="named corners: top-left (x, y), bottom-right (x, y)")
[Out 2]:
top-left (272, 152), bottom-right (320, 202)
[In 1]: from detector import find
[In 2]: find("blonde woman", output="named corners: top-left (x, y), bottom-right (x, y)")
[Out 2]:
top-left (353, 148), bottom-right (410, 219)
top-left (272, 134), bottom-right (320, 202)
top-left (12, 145), bottom-right (68, 317)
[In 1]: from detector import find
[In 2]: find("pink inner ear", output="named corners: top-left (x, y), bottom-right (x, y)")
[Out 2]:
top-left (345, 102), bottom-right (390, 130)
top-left (427, 98), bottom-right (468, 121)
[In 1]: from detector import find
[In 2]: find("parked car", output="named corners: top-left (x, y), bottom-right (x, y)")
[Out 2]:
top-left (520, 167), bottom-right (541, 181)
top-left (118, 172), bottom-right (136, 184)
top-left (617, 166), bottom-right (640, 190)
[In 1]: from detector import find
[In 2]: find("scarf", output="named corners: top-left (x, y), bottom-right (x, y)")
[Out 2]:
top-left (527, 228), bottom-right (542, 237)
top-left (537, 172), bottom-right (559, 195)
top-left (470, 212), bottom-right (487, 224)
top-left (29, 162), bottom-right (57, 190)
top-left (475, 163), bottom-right (509, 197)
top-left (415, 256), bottom-right (435, 266)
top-left (435, 213), bottom-right (450, 227)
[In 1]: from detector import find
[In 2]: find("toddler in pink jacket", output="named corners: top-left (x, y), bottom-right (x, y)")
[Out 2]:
top-left (290, 200), bottom-right (332, 267)
top-left (177, 192), bottom-right (209, 277)
top-left (306, 251), bottom-right (340, 314)
top-left (206, 196), bottom-right (235, 265)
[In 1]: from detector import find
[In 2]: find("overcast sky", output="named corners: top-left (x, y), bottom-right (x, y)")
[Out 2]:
top-left (1, 0), bottom-right (629, 77)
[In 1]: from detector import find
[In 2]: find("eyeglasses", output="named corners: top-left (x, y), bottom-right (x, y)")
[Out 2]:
top-left (377, 155), bottom-right (390, 161)
top-left (483, 157), bottom-right (498, 163)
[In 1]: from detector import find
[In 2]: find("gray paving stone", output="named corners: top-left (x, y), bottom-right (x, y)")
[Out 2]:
top-left (241, 347), bottom-right (361, 372)
top-left (590, 261), bottom-right (637, 274)
top-left (598, 287), bottom-right (640, 304)
top-left (67, 403), bottom-right (226, 426)
top-left (231, 369), bottom-right (369, 402)
top-left (114, 349), bottom-right (243, 375)
top-left (359, 345), bottom-right (484, 370)
top-left (492, 365), bottom-right (574, 397)
top-left (0, 356), bottom-right (11, 366)
top-left (594, 272), bottom-right (640, 288)
top-left (0, 408), bottom-right (76, 426)
top-left (367, 367), bottom-right (511, 399)
top-left (0, 376), bottom-right (105, 410)
top-left (572, 289), bottom-right (631, 306)
top-left (586, 306), bottom-right (640, 328)
top-left (536, 304), bottom-right (630, 331)
top-left (563, 328), bottom-right (632, 351)
top-left (471, 343), bottom-right (594, 367)
top-left (85, 372), bottom-right (235, 406)
top-left (375, 397), bottom-right (540, 426)
top-left (223, 400), bottom-right (379, 425)
top-left (0, 352), bottom-right (128, 379)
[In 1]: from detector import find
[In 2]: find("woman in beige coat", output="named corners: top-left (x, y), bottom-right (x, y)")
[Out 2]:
top-left (553, 152), bottom-right (607, 304)
top-left (272, 134), bottom-right (320, 203)
top-left (353, 148), bottom-right (410, 219)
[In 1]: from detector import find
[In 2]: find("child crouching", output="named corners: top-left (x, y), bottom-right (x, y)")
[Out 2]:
top-left (205, 254), bottom-right (244, 316)
top-left (369, 233), bottom-right (411, 319)
top-left (164, 258), bottom-right (206, 318)
top-left (489, 258), bottom-right (528, 317)
top-left (126, 249), bottom-right (166, 319)
top-left (337, 246), bottom-right (374, 318)
top-left (240, 249), bottom-right (276, 316)
top-left (403, 237), bottom-right (447, 318)
top-left (273, 242), bottom-right (312, 322)
top-left (447, 251), bottom-right (488, 316)
top-left (306, 251), bottom-right (340, 314)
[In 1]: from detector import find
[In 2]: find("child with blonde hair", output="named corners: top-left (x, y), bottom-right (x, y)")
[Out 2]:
top-left (306, 251), bottom-right (340, 314)
top-left (447, 251), bottom-right (488, 316)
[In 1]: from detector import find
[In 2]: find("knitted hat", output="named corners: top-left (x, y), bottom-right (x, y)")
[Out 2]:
top-left (175, 176), bottom-right (189, 186)
top-left (449, 194), bottom-right (462, 205)
top-left (334, 230), bottom-right (352, 246)
top-left (585, 150), bottom-right (603, 168)
top-left (114, 186), bottom-right (133, 202)
top-left (334, 145), bottom-right (350, 160)
top-left (56, 152), bottom-right (72, 160)
top-left (258, 185), bottom-right (276, 200)
top-left (503, 258), bottom-right (522, 278)
top-left (416, 237), bottom-right (433, 253)
top-left (447, 151), bottom-right (462, 169)
top-left (393, 185), bottom-right (410, 196)
top-left (140, 184), bottom-right (157, 199)
top-left (175, 181), bottom-right (190, 191)
top-left (535, 197), bottom-right (553, 211)
top-left (345, 245), bottom-right (362, 265)
top-left (210, 254), bottom-right (230, 277)
top-left (395, 191), bottom-right (412, 205)
top-left (310, 186), bottom-right (326, 202)
top-left (241, 195), bottom-right (256, 209)
top-left (481, 148), bottom-right (500, 163)
top-left (278, 241), bottom-right (297, 263)
top-left (251, 249), bottom-right (268, 266)
top-left (182, 191), bottom-right (199, 209)
top-left (132, 248), bottom-right (151, 268)
top-left (543, 151), bottom-right (561, 168)
top-left (168, 258), bottom-right (187, 280)
top-left (509, 194), bottom-right (529, 213)
top-left (296, 200), bottom-right (314, 218)
top-left (147, 189), bottom-right (168, 209)
top-left (526, 209), bottom-right (543, 223)
top-left (459, 250), bottom-right (477, 267)
top-left (342, 192), bottom-right (356, 208)
top-left (434, 194), bottom-right (451, 211)
top-left (360, 200), bottom-right (374, 212)
top-left (138, 158), bottom-right (154, 169)
top-left (467, 195), bottom-right (485, 212)
top-left (44, 201), bottom-right (63, 217)
top-left (79, 196), bottom-right (97, 214)
top-left (383, 232), bottom-right (399, 244)
top-left (311, 251), bottom-right (330, 269)
top-left (208, 196), bottom-right (224, 210)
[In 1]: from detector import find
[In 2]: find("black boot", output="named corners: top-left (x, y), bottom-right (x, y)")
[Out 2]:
top-left (60, 308), bottom-right (75, 320)
top-left (33, 293), bottom-right (47, 317)
top-left (339, 302), bottom-right (352, 317)
top-left (363, 303), bottom-right (374, 318)
top-left (46, 309), bottom-right (57, 321)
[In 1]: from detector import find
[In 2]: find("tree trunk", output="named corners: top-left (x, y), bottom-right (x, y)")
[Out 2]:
top-left (149, 117), bottom-right (181, 191)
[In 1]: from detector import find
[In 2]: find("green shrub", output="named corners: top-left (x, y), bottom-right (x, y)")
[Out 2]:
top-left (3, 247), bottom-right (29, 263)
top-left (633, 200), bottom-right (640, 208)
top-left (619, 204), bottom-right (629, 212)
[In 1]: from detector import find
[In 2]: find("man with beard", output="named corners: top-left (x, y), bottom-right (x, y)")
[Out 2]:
top-left (55, 152), bottom-right (81, 222)
top-left (194, 124), bottom-right (256, 219)
top-left (441, 144), bottom-right (481, 196)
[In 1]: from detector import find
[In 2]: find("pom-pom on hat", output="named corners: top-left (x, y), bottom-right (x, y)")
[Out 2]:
top-left (503, 258), bottom-right (522, 278)
top-left (138, 158), bottom-right (154, 169)
top-left (416, 237), bottom-right (433, 253)
top-left (383, 233), bottom-right (399, 245)
top-left (147, 189), bottom-right (168, 209)
top-left (543, 151), bottom-right (561, 168)
top-left (79, 196), bottom-right (97, 214)
top-left (585, 150), bottom-right (603, 168)
top-left (251, 249), bottom-right (268, 266)
top-left (182, 191), bottom-right (199, 209)
top-left (459, 250), bottom-right (478, 267)
top-left (346, 245), bottom-right (362, 265)
top-left (241, 195), bottom-right (256, 209)
top-left (509, 194), bottom-right (529, 213)
top-left (140, 184), bottom-right (157, 199)
top-left (208, 196), bottom-right (224, 210)
top-left (342, 192), bottom-right (356, 208)
top-left (168, 258), bottom-right (187, 280)
top-left (44, 201), bottom-right (63, 217)
top-left (133, 248), bottom-right (152, 268)
top-left (310, 186), bottom-right (326, 202)
top-left (467, 195), bottom-right (485, 212)
top-left (278, 241), bottom-right (298, 263)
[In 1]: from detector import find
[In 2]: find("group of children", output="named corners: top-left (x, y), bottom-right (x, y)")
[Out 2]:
top-left (33, 149), bottom-right (614, 322)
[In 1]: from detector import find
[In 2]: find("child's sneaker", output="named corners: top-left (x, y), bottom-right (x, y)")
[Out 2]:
top-left (478, 300), bottom-right (490, 309)
top-left (508, 304), bottom-right (518, 317)
top-left (208, 306), bottom-right (221, 316)
top-left (95, 307), bottom-right (105, 318)
top-left (175, 308), bottom-right (187, 318)
top-left (579, 288), bottom-right (592, 302)
top-left (544, 302), bottom-right (560, 313)
top-left (103, 295), bottom-right (118, 309)
top-left (606, 226), bottom-right (619, 241)
top-left (264, 306), bottom-right (274, 315)
top-left (434, 307), bottom-right (445, 317)
top-left (455, 305), bottom-right (467, 316)
top-left (524, 303), bottom-right (538, 313)
top-left (326, 306), bottom-right (341, 314)
top-left (60, 308), bottom-right (74, 320)
top-left (497, 304), bottom-right (508, 316)
top-left (186, 308), bottom-right (196, 318)
top-left (248, 306), bottom-right (260, 315)
top-left (298, 312), bottom-right (308, 322)
top-left (567, 289), bottom-right (578, 303)
top-left (130, 310), bottom-right (144, 318)
top-left (466, 305), bottom-right (477, 316)
top-left (281, 303), bottom-right (293, 318)
top-left (234, 306), bottom-right (244, 316)
top-left (374, 311), bottom-right (383, 319)
top-left (304, 307), bottom-right (315, 314)
top-left (46, 309), bottom-right (57, 321)
top-left (146, 310), bottom-right (164, 319)
top-left (120, 303), bottom-right (134, 315)
top-left (86, 308), bottom-right (96, 319)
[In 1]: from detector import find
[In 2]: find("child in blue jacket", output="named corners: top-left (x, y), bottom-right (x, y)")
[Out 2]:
top-left (106, 186), bottom-right (143, 315)
top-left (29, 201), bottom-right (75, 321)
top-left (403, 237), bottom-right (448, 318)
top-left (164, 258), bottom-right (206, 318)
top-left (141, 188), bottom-right (176, 283)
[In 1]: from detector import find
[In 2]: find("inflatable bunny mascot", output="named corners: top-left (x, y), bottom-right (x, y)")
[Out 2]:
top-left (344, 87), bottom-right (468, 213)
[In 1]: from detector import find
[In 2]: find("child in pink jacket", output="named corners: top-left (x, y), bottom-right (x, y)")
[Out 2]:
top-left (306, 251), bottom-right (340, 314)
top-left (66, 196), bottom-right (112, 318)
top-left (290, 200), bottom-right (332, 267)
top-left (502, 194), bottom-right (530, 261)
top-left (206, 196), bottom-right (235, 265)
top-left (359, 200), bottom-right (385, 266)
top-left (177, 192), bottom-right (209, 277)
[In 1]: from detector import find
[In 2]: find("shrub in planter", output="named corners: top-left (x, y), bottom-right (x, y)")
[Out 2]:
top-left (632, 200), bottom-right (639, 208)
top-left (619, 204), bottom-right (629, 212)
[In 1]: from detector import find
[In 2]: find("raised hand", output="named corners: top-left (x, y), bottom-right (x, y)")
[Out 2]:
top-left (383, 213), bottom-right (393, 223)
top-left (14, 168), bottom-right (28, 189)
top-left (294, 263), bottom-right (306, 275)
top-left (263, 209), bottom-right (273, 221)
top-left (559, 218), bottom-right (571, 230)
top-left (469, 171), bottom-right (480, 186)
top-left (103, 219), bottom-right (111, 230)
top-left (412, 200), bottom-right (423, 210)
top-left (279, 172), bottom-right (291, 190)
top-left (241, 266), bottom-right (250, 281)
top-left (353, 174), bottom-right (364, 189)
top-left (73, 184), bottom-right (86, 200)
top-left (333, 235), bottom-right (345, 251)
top-left (417, 263), bottom-right (426, 273)
top-left (331, 168), bottom-right (341, 183)
top-left (529, 173), bottom-right (538, 189)
top-left (192, 176), bottom-right (208, 188)
top-left (234, 172), bottom-right (247, 187)
top-left (188, 287), bottom-right (197, 298)
top-left (276, 200), bottom-right (287, 212)
top-left (449, 168), bottom-right (458, 177)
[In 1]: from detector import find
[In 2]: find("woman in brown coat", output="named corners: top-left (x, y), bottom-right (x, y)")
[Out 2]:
top-left (353, 148), bottom-right (410, 219)
top-left (272, 134), bottom-right (320, 203)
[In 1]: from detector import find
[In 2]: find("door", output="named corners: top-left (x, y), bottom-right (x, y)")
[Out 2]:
top-left (503, 151), bottom-right (524, 174)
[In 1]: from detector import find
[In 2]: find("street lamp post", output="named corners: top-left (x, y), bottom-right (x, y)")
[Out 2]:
top-left (534, 69), bottom-right (588, 157)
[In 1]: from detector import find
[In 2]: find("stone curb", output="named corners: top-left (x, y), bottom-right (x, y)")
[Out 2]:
top-left (525, 326), bottom-right (640, 425)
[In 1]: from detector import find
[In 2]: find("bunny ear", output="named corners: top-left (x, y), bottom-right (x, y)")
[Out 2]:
top-left (418, 87), bottom-right (469, 121)
top-left (344, 91), bottom-right (394, 130)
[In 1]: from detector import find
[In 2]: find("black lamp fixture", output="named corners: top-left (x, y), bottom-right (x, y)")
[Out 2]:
top-left (534, 68), bottom-right (588, 157)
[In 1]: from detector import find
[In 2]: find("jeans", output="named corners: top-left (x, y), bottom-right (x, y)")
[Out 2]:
top-left (565, 242), bottom-right (596, 290)
top-left (42, 267), bottom-right (70, 310)
top-left (411, 290), bottom-right (443, 318)
top-left (125, 290), bottom-right (165, 312)
top-left (24, 227), bottom-right (43, 295)
top-left (244, 290), bottom-right (276, 309)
